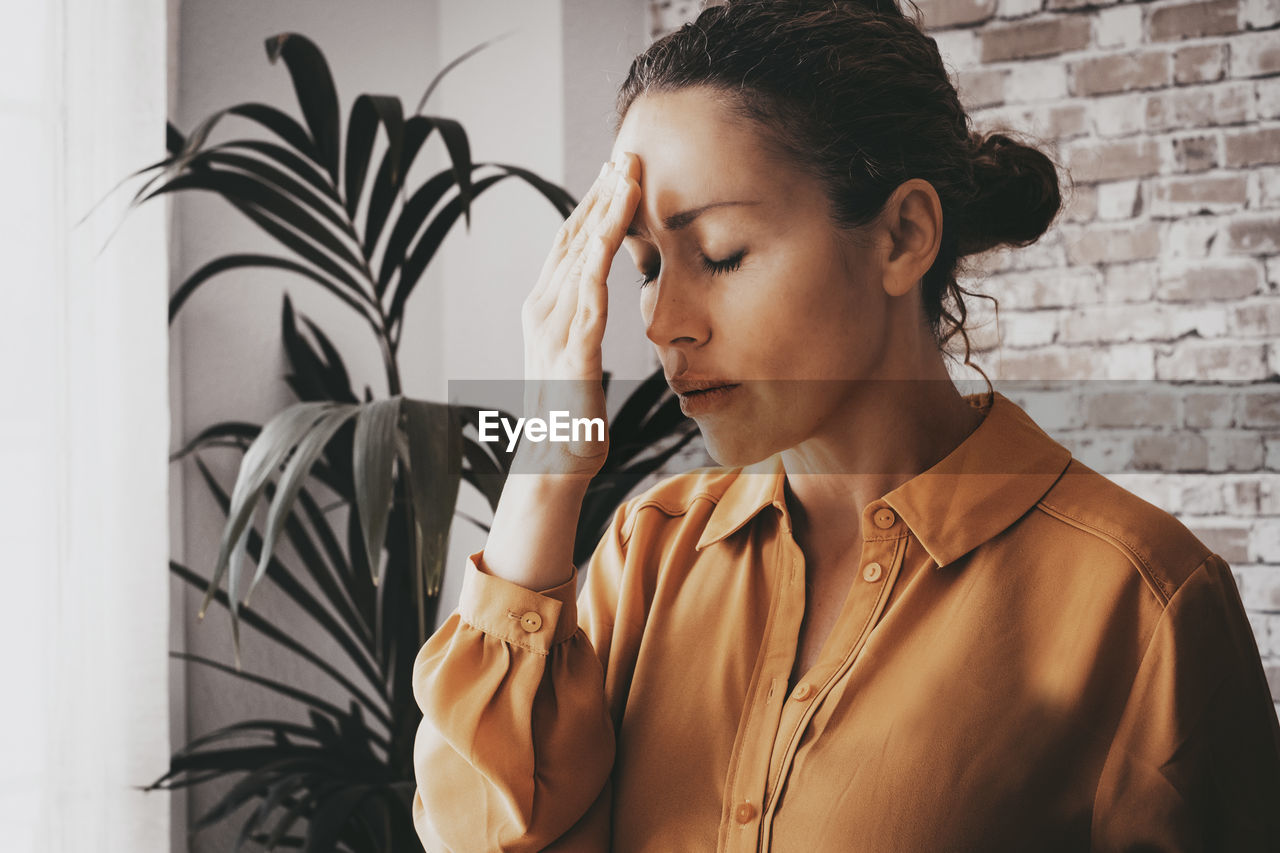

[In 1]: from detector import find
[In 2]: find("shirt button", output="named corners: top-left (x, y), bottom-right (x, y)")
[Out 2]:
top-left (862, 561), bottom-right (883, 582)
top-left (791, 682), bottom-right (814, 701)
top-left (519, 611), bottom-right (543, 632)
top-left (734, 802), bottom-right (757, 824)
top-left (874, 507), bottom-right (897, 529)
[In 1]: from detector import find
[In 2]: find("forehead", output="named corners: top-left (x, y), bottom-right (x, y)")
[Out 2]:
top-left (611, 89), bottom-right (778, 186)
top-left (610, 87), bottom-right (786, 204)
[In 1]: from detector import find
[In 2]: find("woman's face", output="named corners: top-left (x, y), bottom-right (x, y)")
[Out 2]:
top-left (611, 86), bottom-right (902, 468)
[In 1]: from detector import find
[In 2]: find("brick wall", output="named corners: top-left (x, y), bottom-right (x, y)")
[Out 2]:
top-left (643, 0), bottom-right (1280, 715)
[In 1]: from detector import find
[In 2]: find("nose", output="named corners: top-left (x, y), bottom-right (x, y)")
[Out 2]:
top-left (643, 271), bottom-right (708, 349)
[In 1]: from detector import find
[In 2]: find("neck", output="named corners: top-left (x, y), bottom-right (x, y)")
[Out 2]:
top-left (780, 362), bottom-right (988, 553)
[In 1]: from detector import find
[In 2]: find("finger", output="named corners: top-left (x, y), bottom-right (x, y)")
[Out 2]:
top-left (550, 167), bottom-right (635, 323)
top-left (569, 233), bottom-right (613, 355)
top-left (548, 169), bottom-right (618, 285)
top-left (532, 174), bottom-right (619, 323)
top-left (546, 231), bottom-right (596, 344)
top-left (529, 162), bottom-right (615, 304)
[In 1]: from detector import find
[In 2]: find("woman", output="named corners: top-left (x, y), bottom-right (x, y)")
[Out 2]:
top-left (410, 1), bottom-right (1280, 850)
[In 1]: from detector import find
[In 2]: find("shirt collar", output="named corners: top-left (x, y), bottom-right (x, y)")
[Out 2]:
top-left (693, 390), bottom-right (1074, 569)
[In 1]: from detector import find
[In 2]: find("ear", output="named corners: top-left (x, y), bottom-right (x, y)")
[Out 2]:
top-left (879, 179), bottom-right (943, 298)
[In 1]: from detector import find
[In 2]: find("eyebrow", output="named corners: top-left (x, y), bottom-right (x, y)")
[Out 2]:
top-left (625, 200), bottom-right (761, 238)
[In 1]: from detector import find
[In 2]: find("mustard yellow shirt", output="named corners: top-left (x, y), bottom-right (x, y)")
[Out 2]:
top-left (411, 390), bottom-right (1280, 852)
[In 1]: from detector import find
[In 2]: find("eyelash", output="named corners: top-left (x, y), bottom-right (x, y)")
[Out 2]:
top-left (637, 250), bottom-right (747, 288)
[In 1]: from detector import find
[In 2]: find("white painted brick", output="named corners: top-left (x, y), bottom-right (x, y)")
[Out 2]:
top-left (933, 29), bottom-right (980, 71)
top-left (1256, 77), bottom-right (1280, 120)
top-left (1008, 387), bottom-right (1084, 430)
top-left (998, 0), bottom-right (1044, 17)
top-left (989, 267), bottom-right (1104, 309)
top-left (1103, 261), bottom-right (1160, 302)
top-left (1266, 430), bottom-right (1280, 469)
top-left (1236, 564), bottom-right (1280, 611)
top-left (1178, 475), bottom-right (1227, 514)
top-left (1109, 473), bottom-right (1181, 509)
top-left (1267, 257), bottom-right (1280, 293)
top-left (1164, 217), bottom-right (1226, 259)
top-left (1252, 518), bottom-right (1280, 563)
top-left (1247, 166), bottom-right (1280, 207)
top-left (1002, 309), bottom-right (1060, 347)
top-left (1242, 0), bottom-right (1280, 28)
top-left (1207, 432), bottom-right (1266, 472)
top-left (1094, 4), bottom-right (1144, 49)
top-left (1005, 60), bottom-right (1069, 103)
top-left (1155, 341), bottom-right (1271, 380)
top-left (1059, 302), bottom-right (1228, 344)
top-left (1102, 343), bottom-right (1157, 379)
top-left (1260, 474), bottom-right (1280, 514)
top-left (1096, 179), bottom-right (1142, 219)
top-left (1224, 476), bottom-right (1264, 515)
top-left (1232, 30), bottom-right (1280, 78)
top-left (1060, 430), bottom-right (1136, 471)
top-left (1091, 92), bottom-right (1148, 137)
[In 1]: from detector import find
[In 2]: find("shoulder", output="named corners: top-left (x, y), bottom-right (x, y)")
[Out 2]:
top-left (617, 464), bottom-right (741, 545)
top-left (1034, 457), bottom-right (1214, 607)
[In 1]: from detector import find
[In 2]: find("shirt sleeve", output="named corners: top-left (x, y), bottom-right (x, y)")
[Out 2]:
top-left (1092, 551), bottom-right (1280, 852)
top-left (408, 497), bottom-right (633, 853)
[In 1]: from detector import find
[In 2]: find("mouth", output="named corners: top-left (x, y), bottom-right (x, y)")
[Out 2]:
top-left (669, 378), bottom-right (740, 396)
top-left (678, 383), bottom-right (739, 398)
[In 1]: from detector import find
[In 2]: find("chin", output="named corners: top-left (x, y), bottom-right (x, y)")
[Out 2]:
top-left (699, 428), bottom-right (779, 470)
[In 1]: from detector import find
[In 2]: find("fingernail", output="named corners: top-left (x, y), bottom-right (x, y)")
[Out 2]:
top-left (599, 161), bottom-right (613, 179)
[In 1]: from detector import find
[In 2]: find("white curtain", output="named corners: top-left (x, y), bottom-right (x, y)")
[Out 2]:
top-left (0, 0), bottom-right (171, 849)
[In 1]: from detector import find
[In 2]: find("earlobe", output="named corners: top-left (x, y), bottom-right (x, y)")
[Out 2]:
top-left (881, 179), bottom-right (943, 298)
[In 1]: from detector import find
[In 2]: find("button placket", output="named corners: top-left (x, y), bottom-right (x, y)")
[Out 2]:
top-left (759, 530), bottom-right (909, 837)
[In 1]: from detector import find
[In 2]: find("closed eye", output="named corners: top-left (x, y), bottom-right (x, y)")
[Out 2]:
top-left (638, 249), bottom-right (747, 288)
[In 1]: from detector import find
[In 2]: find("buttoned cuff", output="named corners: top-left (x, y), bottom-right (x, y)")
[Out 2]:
top-left (456, 549), bottom-right (580, 654)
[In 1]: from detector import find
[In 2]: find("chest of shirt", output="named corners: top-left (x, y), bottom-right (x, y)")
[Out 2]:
top-left (599, 512), bottom-right (1155, 853)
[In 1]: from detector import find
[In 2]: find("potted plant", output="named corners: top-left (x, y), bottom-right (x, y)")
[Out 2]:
top-left (112, 32), bottom-right (698, 849)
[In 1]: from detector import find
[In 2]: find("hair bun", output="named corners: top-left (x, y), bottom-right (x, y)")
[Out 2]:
top-left (956, 131), bottom-right (1062, 257)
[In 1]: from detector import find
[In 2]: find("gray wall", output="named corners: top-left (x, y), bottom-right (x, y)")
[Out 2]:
top-left (170, 0), bottom-right (649, 848)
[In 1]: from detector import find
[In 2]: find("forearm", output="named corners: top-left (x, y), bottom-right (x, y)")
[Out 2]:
top-left (481, 461), bottom-right (591, 591)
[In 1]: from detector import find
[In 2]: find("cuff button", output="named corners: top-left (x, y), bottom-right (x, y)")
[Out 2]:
top-left (519, 611), bottom-right (543, 633)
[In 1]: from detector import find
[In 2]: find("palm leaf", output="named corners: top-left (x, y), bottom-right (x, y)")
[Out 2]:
top-left (265, 33), bottom-right (341, 185)
top-left (247, 405), bottom-right (359, 606)
top-left (344, 94), bottom-right (404, 220)
top-left (169, 254), bottom-right (366, 326)
top-left (200, 402), bottom-right (342, 626)
top-left (351, 397), bottom-right (403, 587)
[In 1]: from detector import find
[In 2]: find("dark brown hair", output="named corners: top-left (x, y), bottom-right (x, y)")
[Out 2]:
top-left (614, 0), bottom-right (1065, 390)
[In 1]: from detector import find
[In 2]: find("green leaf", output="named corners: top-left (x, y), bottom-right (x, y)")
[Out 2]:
top-left (422, 115), bottom-right (473, 229)
top-left (344, 94), bottom-right (404, 220)
top-left (218, 139), bottom-right (339, 204)
top-left (387, 172), bottom-right (510, 334)
top-left (170, 420), bottom-right (259, 464)
top-left (400, 400), bottom-right (463, 600)
top-left (186, 450), bottom-right (384, 696)
top-left (478, 161), bottom-right (577, 217)
top-left (247, 405), bottom-right (359, 607)
top-left (174, 547), bottom-right (390, 729)
top-left (192, 149), bottom-right (348, 234)
top-left (303, 785), bottom-right (379, 853)
top-left (266, 33), bottom-right (341, 185)
top-left (169, 254), bottom-right (369, 327)
top-left (362, 117), bottom-right (435, 262)
top-left (199, 402), bottom-right (344, 631)
top-left (140, 169), bottom-right (366, 282)
top-left (375, 166), bottom-right (458, 292)
top-left (351, 397), bottom-right (404, 587)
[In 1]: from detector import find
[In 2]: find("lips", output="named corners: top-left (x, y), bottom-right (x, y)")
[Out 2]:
top-left (669, 377), bottom-right (739, 395)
